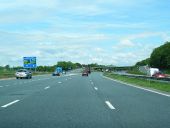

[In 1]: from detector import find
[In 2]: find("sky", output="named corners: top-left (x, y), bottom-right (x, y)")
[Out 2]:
top-left (0, 0), bottom-right (170, 66)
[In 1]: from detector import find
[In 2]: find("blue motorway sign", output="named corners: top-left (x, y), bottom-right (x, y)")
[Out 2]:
top-left (23, 57), bottom-right (36, 68)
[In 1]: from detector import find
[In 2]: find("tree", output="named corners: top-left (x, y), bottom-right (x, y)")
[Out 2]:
top-left (75, 63), bottom-right (82, 68)
top-left (56, 61), bottom-right (78, 70)
top-left (89, 63), bottom-right (98, 67)
top-left (5, 65), bottom-right (10, 69)
top-left (150, 42), bottom-right (170, 69)
top-left (136, 58), bottom-right (150, 66)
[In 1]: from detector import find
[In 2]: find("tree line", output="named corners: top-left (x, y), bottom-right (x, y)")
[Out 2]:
top-left (36, 61), bottom-right (82, 72)
top-left (0, 61), bottom-right (103, 72)
top-left (136, 42), bottom-right (170, 70)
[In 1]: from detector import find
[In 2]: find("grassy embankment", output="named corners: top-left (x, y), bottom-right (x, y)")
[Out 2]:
top-left (104, 73), bottom-right (170, 93)
top-left (0, 70), bottom-right (15, 79)
top-left (0, 70), bottom-right (51, 79)
top-left (127, 70), bottom-right (146, 75)
top-left (126, 67), bottom-right (146, 75)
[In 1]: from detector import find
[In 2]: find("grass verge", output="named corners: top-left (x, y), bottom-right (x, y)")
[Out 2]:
top-left (0, 70), bottom-right (51, 79)
top-left (126, 68), bottom-right (146, 75)
top-left (104, 73), bottom-right (170, 93)
top-left (0, 70), bottom-right (15, 79)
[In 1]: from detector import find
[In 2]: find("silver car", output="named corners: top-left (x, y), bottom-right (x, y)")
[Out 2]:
top-left (15, 69), bottom-right (32, 79)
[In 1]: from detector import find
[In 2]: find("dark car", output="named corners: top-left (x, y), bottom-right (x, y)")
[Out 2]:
top-left (52, 71), bottom-right (60, 76)
top-left (87, 70), bottom-right (91, 74)
top-left (82, 71), bottom-right (88, 76)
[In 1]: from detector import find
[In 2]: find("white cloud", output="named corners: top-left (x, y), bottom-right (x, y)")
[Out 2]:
top-left (0, 1), bottom-right (170, 66)
top-left (116, 32), bottom-right (169, 49)
top-left (0, 31), bottom-right (167, 66)
top-left (94, 47), bottom-right (105, 52)
top-left (121, 32), bottom-right (169, 41)
top-left (162, 33), bottom-right (170, 42)
top-left (119, 40), bottom-right (134, 47)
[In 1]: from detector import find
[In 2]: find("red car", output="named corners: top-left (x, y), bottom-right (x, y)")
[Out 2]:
top-left (152, 72), bottom-right (167, 78)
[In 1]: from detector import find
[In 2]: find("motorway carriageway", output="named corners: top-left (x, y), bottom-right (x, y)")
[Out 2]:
top-left (0, 72), bottom-right (170, 128)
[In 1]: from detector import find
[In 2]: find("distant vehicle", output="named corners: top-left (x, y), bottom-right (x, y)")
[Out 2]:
top-left (105, 69), bottom-right (109, 72)
top-left (85, 66), bottom-right (91, 74)
top-left (105, 69), bottom-right (111, 72)
top-left (52, 71), bottom-right (60, 76)
top-left (82, 71), bottom-right (88, 76)
top-left (68, 67), bottom-right (72, 70)
top-left (15, 69), bottom-right (32, 79)
top-left (62, 70), bottom-right (66, 74)
top-left (52, 67), bottom-right (62, 76)
top-left (152, 72), bottom-right (167, 78)
top-left (147, 68), bottom-right (159, 76)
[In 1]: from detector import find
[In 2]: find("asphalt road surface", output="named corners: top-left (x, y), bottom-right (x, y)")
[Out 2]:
top-left (0, 72), bottom-right (170, 128)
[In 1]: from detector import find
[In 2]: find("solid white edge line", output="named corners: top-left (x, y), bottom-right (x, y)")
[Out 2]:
top-left (105, 101), bottom-right (115, 110)
top-left (1, 100), bottom-right (20, 108)
top-left (58, 82), bottom-right (62, 84)
top-left (102, 75), bottom-right (170, 97)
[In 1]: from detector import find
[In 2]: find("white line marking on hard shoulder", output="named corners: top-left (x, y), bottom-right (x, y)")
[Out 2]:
top-left (94, 87), bottom-right (98, 90)
top-left (58, 82), bottom-right (62, 84)
top-left (105, 101), bottom-right (115, 110)
top-left (5, 85), bottom-right (9, 87)
top-left (103, 75), bottom-right (170, 97)
top-left (1, 100), bottom-right (20, 108)
top-left (44, 86), bottom-right (50, 90)
top-left (0, 86), bottom-right (3, 87)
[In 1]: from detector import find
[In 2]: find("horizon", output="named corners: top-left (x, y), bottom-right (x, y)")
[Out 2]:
top-left (0, 0), bottom-right (170, 66)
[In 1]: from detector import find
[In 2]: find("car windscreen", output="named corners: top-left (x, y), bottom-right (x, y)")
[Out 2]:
top-left (17, 70), bottom-right (27, 72)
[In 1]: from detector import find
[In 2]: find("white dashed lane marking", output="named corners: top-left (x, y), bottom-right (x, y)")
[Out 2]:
top-left (94, 87), bottom-right (98, 90)
top-left (44, 86), bottom-right (50, 90)
top-left (1, 100), bottom-right (20, 108)
top-left (105, 101), bottom-right (116, 110)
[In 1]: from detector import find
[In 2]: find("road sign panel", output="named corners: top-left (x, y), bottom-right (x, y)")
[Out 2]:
top-left (23, 57), bottom-right (36, 68)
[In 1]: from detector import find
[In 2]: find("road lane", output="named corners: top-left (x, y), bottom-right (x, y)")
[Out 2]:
top-left (0, 72), bottom-right (169, 128)
top-left (90, 73), bottom-right (170, 128)
top-left (0, 73), bottom-right (122, 128)
top-left (0, 74), bottom-right (73, 108)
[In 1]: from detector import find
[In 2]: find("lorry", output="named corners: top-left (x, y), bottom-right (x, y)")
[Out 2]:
top-left (147, 68), bottom-right (159, 76)
top-left (86, 66), bottom-right (91, 74)
top-left (52, 67), bottom-right (63, 76)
